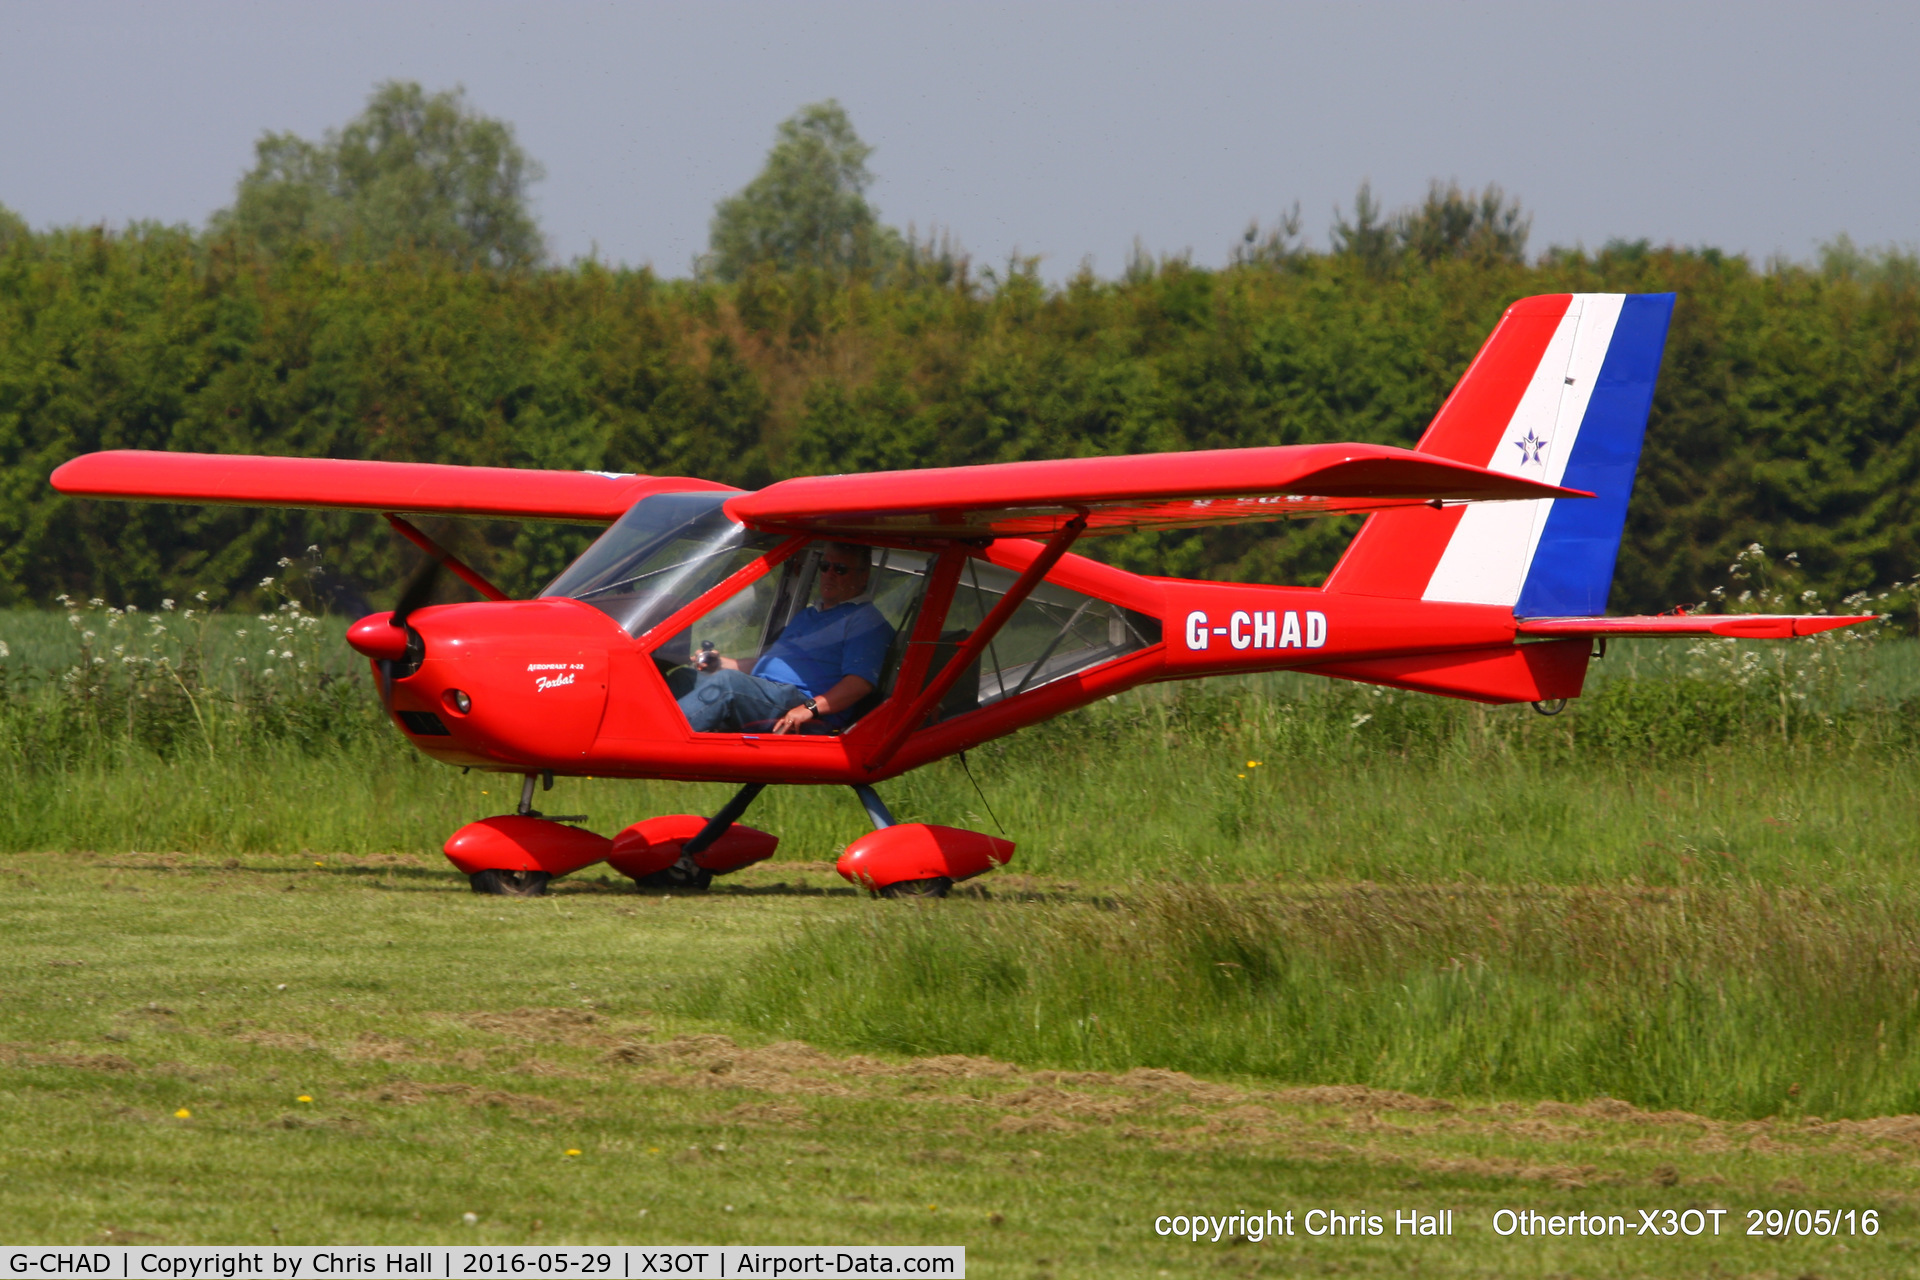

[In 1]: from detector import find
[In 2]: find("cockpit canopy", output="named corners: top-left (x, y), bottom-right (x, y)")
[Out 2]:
top-left (542, 493), bottom-right (780, 639)
top-left (545, 491), bottom-right (1160, 731)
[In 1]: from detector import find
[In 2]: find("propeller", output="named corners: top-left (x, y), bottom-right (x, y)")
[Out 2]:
top-left (376, 554), bottom-right (444, 708)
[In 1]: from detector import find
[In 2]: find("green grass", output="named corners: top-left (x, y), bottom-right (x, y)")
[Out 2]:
top-left (4, 850), bottom-right (1920, 1277)
top-left (691, 880), bottom-right (1920, 1120)
top-left (5, 608), bottom-right (1920, 1270)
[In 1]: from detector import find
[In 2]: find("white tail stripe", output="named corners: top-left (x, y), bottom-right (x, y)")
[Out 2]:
top-left (1422, 294), bottom-right (1625, 606)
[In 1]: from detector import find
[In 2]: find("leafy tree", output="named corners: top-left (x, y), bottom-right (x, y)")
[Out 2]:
top-left (0, 202), bottom-right (26, 251)
top-left (1395, 180), bottom-right (1530, 264)
top-left (1331, 181), bottom-right (1530, 269)
top-left (1229, 205), bottom-right (1304, 269)
top-left (705, 100), bottom-right (901, 280)
top-left (1330, 182), bottom-right (1394, 271)
top-left (212, 81), bottom-right (545, 269)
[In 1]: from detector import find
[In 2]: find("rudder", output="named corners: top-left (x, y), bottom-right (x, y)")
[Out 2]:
top-left (1324, 292), bottom-right (1674, 616)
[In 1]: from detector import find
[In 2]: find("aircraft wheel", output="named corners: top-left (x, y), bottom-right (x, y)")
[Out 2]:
top-left (878, 876), bottom-right (952, 900)
top-left (470, 869), bottom-right (552, 897)
top-left (633, 864), bottom-right (714, 892)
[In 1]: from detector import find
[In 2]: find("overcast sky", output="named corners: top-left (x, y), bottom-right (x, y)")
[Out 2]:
top-left (3, 1), bottom-right (1915, 280)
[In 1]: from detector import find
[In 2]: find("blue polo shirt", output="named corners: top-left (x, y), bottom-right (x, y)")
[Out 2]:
top-left (752, 598), bottom-right (893, 699)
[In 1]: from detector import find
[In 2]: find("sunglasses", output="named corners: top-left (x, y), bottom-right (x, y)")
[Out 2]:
top-left (819, 562), bottom-right (861, 577)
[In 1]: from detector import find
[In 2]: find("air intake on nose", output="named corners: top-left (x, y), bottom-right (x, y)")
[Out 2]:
top-left (397, 710), bottom-right (452, 736)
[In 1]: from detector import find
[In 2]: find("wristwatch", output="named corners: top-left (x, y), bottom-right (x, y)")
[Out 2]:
top-left (801, 698), bottom-right (818, 715)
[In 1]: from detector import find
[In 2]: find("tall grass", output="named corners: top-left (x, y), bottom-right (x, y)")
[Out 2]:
top-left (685, 881), bottom-right (1920, 1119)
top-left (2, 596), bottom-right (1916, 875)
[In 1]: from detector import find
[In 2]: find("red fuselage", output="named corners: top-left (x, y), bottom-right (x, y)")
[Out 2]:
top-left (366, 534), bottom-right (1576, 788)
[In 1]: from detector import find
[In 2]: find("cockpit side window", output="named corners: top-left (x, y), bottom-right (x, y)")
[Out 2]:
top-left (932, 556), bottom-right (1161, 721)
top-left (542, 493), bottom-right (782, 638)
top-left (653, 542), bottom-right (931, 733)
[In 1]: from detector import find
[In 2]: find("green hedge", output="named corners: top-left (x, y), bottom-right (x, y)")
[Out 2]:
top-left (2, 228), bottom-right (1915, 612)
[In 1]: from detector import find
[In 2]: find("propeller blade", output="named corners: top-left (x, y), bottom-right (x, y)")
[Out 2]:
top-left (391, 555), bottom-right (445, 629)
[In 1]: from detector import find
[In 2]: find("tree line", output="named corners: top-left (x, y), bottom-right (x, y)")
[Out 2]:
top-left (0, 85), bottom-right (1914, 618)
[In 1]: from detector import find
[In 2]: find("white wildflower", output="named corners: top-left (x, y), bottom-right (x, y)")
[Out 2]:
top-left (0, 641), bottom-right (9, 659)
top-left (194, 590), bottom-right (209, 602)
top-left (236, 629), bottom-right (247, 638)
top-left (260, 577), bottom-right (275, 589)
top-left (161, 598), bottom-right (175, 611)
top-left (89, 598), bottom-right (104, 608)
top-left (277, 557), bottom-right (293, 568)
top-left (1351, 712), bottom-right (1373, 729)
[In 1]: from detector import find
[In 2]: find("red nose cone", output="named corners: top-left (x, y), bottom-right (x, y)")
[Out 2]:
top-left (347, 612), bottom-right (412, 662)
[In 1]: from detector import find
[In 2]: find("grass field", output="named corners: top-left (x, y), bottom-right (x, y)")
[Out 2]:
top-left (3, 605), bottom-right (1920, 1273)
top-left (6, 849), bottom-right (1920, 1278)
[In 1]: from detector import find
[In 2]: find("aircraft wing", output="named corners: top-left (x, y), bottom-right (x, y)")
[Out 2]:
top-left (725, 443), bottom-right (1592, 539)
top-left (1516, 614), bottom-right (1875, 639)
top-left (50, 451), bottom-right (736, 523)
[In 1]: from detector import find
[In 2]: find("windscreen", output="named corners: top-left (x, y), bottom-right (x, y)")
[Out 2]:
top-left (542, 493), bottom-right (782, 638)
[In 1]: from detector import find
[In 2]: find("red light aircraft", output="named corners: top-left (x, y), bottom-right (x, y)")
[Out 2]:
top-left (51, 292), bottom-right (1872, 898)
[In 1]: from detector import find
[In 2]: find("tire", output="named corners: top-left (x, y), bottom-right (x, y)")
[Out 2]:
top-left (878, 876), bottom-right (952, 900)
top-left (469, 869), bottom-right (552, 897)
top-left (633, 863), bottom-right (714, 892)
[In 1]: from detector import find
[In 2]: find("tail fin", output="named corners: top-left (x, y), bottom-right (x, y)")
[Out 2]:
top-left (1323, 292), bottom-right (1675, 615)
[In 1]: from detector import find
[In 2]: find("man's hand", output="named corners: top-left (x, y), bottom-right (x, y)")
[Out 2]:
top-left (770, 674), bottom-right (875, 734)
top-left (772, 703), bottom-right (816, 734)
top-left (697, 648), bottom-right (740, 673)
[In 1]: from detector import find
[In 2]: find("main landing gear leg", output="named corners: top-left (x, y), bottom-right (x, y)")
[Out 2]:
top-left (851, 786), bottom-right (952, 900)
top-left (651, 782), bottom-right (767, 891)
top-left (852, 785), bottom-right (895, 830)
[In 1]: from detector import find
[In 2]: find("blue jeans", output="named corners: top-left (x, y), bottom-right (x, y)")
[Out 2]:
top-left (679, 667), bottom-right (807, 733)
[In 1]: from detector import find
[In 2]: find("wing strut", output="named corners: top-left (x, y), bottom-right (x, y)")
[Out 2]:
top-left (864, 515), bottom-right (1088, 770)
top-left (384, 515), bottom-right (511, 602)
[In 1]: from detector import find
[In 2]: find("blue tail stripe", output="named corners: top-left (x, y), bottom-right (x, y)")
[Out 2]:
top-left (1515, 293), bottom-right (1675, 618)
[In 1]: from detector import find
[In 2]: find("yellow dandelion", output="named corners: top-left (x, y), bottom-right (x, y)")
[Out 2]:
top-left (565, 1148), bottom-right (581, 1157)
top-left (1237, 774), bottom-right (1246, 779)
top-left (174, 1108), bottom-right (192, 1119)
top-left (296, 1095), bottom-right (313, 1103)
top-left (312, 861), bottom-right (323, 867)
top-left (1247, 760), bottom-right (1262, 768)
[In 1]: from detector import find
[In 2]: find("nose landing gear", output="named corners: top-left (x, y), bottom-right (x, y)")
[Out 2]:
top-left (468, 868), bottom-right (552, 897)
top-left (444, 773), bottom-right (610, 897)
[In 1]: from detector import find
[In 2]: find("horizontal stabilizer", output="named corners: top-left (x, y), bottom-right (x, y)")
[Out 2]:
top-left (1517, 614), bottom-right (1875, 640)
top-left (1306, 640), bottom-right (1591, 705)
top-left (51, 451), bottom-right (735, 523)
top-left (727, 443), bottom-right (1590, 540)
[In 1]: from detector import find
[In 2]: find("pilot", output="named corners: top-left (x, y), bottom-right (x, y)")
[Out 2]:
top-left (679, 542), bottom-right (893, 734)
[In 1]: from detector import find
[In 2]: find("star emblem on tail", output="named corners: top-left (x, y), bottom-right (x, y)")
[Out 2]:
top-left (1513, 429), bottom-right (1547, 466)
